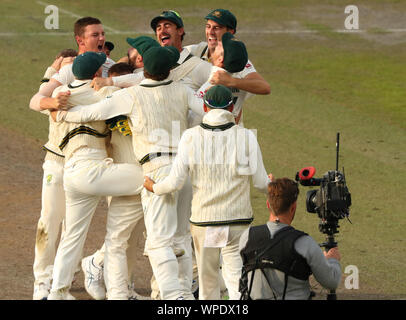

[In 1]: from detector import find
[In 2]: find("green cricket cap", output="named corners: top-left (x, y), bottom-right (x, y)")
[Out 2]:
top-left (143, 46), bottom-right (180, 75)
top-left (205, 9), bottom-right (237, 31)
top-left (222, 32), bottom-right (248, 73)
top-left (72, 51), bottom-right (106, 80)
top-left (203, 85), bottom-right (234, 109)
top-left (126, 36), bottom-right (160, 57)
top-left (151, 10), bottom-right (184, 31)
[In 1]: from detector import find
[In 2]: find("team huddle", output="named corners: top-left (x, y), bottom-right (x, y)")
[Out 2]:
top-left (29, 8), bottom-right (341, 301)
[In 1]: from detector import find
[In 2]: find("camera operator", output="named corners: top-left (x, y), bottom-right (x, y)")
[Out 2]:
top-left (239, 177), bottom-right (342, 300)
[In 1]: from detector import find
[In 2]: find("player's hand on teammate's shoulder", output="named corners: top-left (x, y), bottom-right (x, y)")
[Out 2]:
top-left (50, 56), bottom-right (64, 71)
top-left (60, 56), bottom-right (75, 69)
top-left (53, 91), bottom-right (71, 109)
top-left (91, 77), bottom-right (113, 91)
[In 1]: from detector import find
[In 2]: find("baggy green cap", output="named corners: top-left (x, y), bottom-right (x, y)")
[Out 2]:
top-left (222, 32), bottom-right (248, 73)
top-left (126, 36), bottom-right (160, 57)
top-left (150, 10), bottom-right (184, 31)
top-left (205, 9), bottom-right (237, 31)
top-left (72, 52), bottom-right (106, 80)
top-left (203, 85), bottom-right (234, 109)
top-left (143, 46), bottom-right (180, 75)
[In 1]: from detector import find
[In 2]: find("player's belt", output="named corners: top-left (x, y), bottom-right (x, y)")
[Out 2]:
top-left (139, 152), bottom-right (176, 165)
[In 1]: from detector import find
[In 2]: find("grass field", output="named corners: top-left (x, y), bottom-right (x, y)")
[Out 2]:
top-left (0, 0), bottom-right (405, 298)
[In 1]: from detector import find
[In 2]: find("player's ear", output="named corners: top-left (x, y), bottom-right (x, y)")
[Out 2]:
top-left (75, 35), bottom-right (83, 47)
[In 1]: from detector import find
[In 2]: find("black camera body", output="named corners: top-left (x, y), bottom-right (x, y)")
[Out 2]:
top-left (295, 133), bottom-right (351, 249)
top-left (296, 168), bottom-right (351, 240)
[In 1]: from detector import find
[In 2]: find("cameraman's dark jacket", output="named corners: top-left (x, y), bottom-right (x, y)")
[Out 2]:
top-left (238, 222), bottom-right (341, 300)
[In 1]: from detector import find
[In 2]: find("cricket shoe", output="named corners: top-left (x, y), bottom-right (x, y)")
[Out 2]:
top-left (47, 288), bottom-right (76, 300)
top-left (128, 283), bottom-right (151, 300)
top-left (191, 279), bottom-right (199, 299)
top-left (81, 255), bottom-right (106, 300)
top-left (33, 282), bottom-right (50, 300)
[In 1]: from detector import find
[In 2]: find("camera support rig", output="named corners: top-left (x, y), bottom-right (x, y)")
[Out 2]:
top-left (295, 133), bottom-right (352, 300)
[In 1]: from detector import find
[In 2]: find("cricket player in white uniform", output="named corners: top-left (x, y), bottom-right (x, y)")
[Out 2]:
top-left (143, 85), bottom-right (271, 300)
top-left (54, 46), bottom-right (206, 300)
top-left (192, 32), bottom-right (252, 128)
top-left (46, 52), bottom-right (144, 300)
top-left (185, 9), bottom-right (270, 125)
top-left (81, 36), bottom-right (160, 300)
top-left (32, 49), bottom-right (78, 300)
top-left (29, 17), bottom-right (111, 300)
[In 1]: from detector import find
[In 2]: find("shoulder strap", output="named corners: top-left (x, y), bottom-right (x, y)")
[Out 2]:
top-left (174, 53), bottom-right (194, 67)
top-left (168, 55), bottom-right (202, 82)
top-left (200, 45), bottom-right (208, 59)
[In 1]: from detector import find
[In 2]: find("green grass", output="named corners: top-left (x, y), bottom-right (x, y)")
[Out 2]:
top-left (1, 0), bottom-right (405, 298)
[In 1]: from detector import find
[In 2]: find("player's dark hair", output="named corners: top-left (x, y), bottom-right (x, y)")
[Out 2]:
top-left (267, 178), bottom-right (299, 215)
top-left (74, 17), bottom-right (102, 37)
top-left (108, 63), bottom-right (135, 77)
top-left (56, 48), bottom-right (78, 59)
top-left (143, 69), bottom-right (170, 81)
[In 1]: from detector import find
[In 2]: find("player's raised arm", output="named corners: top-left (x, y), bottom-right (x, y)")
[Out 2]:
top-left (210, 69), bottom-right (270, 95)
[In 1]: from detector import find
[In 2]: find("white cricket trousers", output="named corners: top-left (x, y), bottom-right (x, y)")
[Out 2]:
top-left (191, 224), bottom-right (249, 300)
top-left (33, 159), bottom-right (65, 286)
top-left (104, 194), bottom-right (144, 299)
top-left (142, 164), bottom-right (194, 300)
top-left (51, 157), bottom-right (144, 292)
top-left (149, 177), bottom-right (194, 300)
top-left (89, 200), bottom-right (145, 300)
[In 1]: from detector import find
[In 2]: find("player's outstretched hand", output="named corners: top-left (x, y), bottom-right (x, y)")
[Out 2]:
top-left (91, 77), bottom-right (113, 91)
top-left (143, 176), bottom-right (155, 192)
